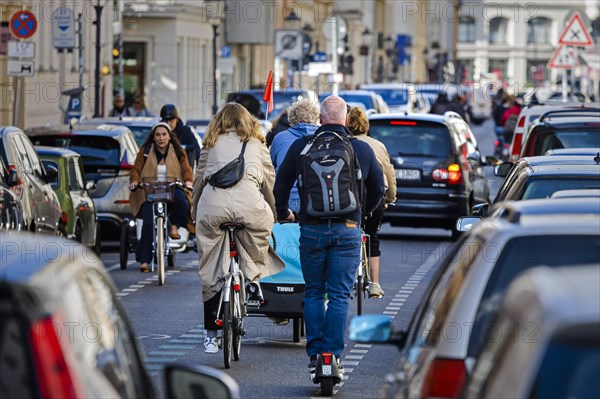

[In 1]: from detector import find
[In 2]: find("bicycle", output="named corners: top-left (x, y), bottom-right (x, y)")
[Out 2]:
top-left (215, 222), bottom-right (247, 369)
top-left (133, 177), bottom-right (189, 285)
top-left (354, 231), bottom-right (371, 315)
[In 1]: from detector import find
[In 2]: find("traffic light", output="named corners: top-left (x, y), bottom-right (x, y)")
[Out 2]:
top-left (112, 34), bottom-right (121, 58)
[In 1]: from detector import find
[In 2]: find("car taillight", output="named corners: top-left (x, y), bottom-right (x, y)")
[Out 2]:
top-left (421, 358), bottom-right (467, 399)
top-left (390, 121), bottom-right (417, 126)
top-left (517, 116), bottom-right (525, 127)
top-left (494, 139), bottom-right (500, 146)
top-left (29, 316), bottom-right (81, 399)
top-left (61, 211), bottom-right (68, 225)
top-left (510, 132), bottom-right (522, 161)
top-left (432, 164), bottom-right (462, 185)
top-left (114, 200), bottom-right (130, 205)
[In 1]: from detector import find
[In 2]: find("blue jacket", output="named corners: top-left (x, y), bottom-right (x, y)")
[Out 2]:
top-left (270, 123), bottom-right (318, 213)
top-left (274, 124), bottom-right (385, 225)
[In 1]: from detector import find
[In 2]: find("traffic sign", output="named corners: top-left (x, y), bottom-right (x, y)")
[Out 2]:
top-left (52, 7), bottom-right (76, 49)
top-left (10, 11), bottom-right (37, 39)
top-left (547, 45), bottom-right (576, 69)
top-left (558, 12), bottom-right (594, 47)
top-left (7, 59), bottom-right (35, 77)
top-left (8, 41), bottom-right (35, 58)
top-left (221, 45), bottom-right (231, 58)
top-left (275, 30), bottom-right (304, 59)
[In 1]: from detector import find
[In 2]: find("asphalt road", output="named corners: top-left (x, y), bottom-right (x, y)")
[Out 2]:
top-left (99, 117), bottom-right (498, 398)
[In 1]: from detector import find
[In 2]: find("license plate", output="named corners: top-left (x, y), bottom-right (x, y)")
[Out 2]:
top-left (396, 169), bottom-right (420, 180)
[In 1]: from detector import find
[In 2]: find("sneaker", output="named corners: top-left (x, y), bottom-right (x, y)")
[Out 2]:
top-left (308, 355), bottom-right (317, 381)
top-left (204, 336), bottom-right (219, 354)
top-left (336, 357), bottom-right (345, 375)
top-left (367, 282), bottom-right (385, 298)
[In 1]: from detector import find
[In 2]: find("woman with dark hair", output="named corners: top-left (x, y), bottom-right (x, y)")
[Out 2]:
top-left (129, 122), bottom-right (194, 272)
top-left (192, 103), bottom-right (284, 354)
top-left (346, 107), bottom-right (395, 298)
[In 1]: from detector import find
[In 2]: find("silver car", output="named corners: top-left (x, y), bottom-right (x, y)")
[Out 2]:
top-left (464, 264), bottom-right (600, 399)
top-left (350, 199), bottom-right (600, 399)
top-left (27, 124), bottom-right (139, 241)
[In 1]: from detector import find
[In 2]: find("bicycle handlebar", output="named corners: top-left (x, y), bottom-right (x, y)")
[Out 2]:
top-left (129, 180), bottom-right (192, 192)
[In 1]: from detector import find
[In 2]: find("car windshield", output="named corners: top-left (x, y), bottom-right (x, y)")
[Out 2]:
top-left (468, 234), bottom-right (600, 358)
top-left (522, 177), bottom-right (600, 199)
top-left (338, 94), bottom-right (374, 110)
top-left (369, 89), bottom-right (408, 106)
top-left (530, 129), bottom-right (600, 156)
top-left (369, 120), bottom-right (452, 157)
top-left (530, 334), bottom-right (600, 399)
top-left (30, 136), bottom-right (121, 167)
top-left (127, 126), bottom-right (152, 147)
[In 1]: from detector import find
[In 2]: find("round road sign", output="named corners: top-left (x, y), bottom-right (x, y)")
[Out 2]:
top-left (10, 11), bottom-right (37, 39)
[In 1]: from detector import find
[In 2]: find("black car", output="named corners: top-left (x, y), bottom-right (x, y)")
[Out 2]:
top-left (0, 126), bottom-right (62, 235)
top-left (226, 88), bottom-right (315, 122)
top-left (368, 112), bottom-right (491, 238)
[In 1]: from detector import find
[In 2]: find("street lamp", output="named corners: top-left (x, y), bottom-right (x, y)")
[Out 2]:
top-left (361, 28), bottom-right (372, 84)
top-left (211, 21), bottom-right (219, 116)
top-left (93, 0), bottom-right (105, 117)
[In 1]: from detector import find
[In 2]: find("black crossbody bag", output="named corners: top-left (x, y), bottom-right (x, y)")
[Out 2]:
top-left (205, 141), bottom-right (247, 189)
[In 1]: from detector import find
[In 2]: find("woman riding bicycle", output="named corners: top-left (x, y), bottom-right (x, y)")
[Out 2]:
top-left (192, 103), bottom-right (284, 354)
top-left (130, 122), bottom-right (194, 273)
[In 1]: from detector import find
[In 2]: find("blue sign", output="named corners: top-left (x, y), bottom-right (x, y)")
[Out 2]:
top-left (221, 45), bottom-right (231, 58)
top-left (313, 51), bottom-right (327, 63)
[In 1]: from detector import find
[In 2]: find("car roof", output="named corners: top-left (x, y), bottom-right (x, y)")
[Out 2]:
top-left (550, 188), bottom-right (600, 198)
top-left (228, 88), bottom-right (305, 94)
top-left (26, 124), bottom-right (131, 138)
top-left (34, 146), bottom-right (80, 158)
top-left (504, 264), bottom-right (600, 327)
top-left (520, 154), bottom-right (600, 166)
top-left (81, 116), bottom-right (159, 126)
top-left (0, 125), bottom-right (25, 138)
top-left (546, 147), bottom-right (600, 156)
top-left (534, 115), bottom-right (600, 125)
top-left (491, 197), bottom-right (600, 222)
top-left (523, 163), bottom-right (600, 176)
top-left (360, 83), bottom-right (417, 90)
top-left (369, 112), bottom-right (446, 122)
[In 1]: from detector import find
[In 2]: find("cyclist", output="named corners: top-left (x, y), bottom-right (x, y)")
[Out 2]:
top-left (191, 103), bottom-right (284, 354)
top-left (346, 107), bottom-right (395, 298)
top-left (129, 122), bottom-right (194, 273)
top-left (160, 104), bottom-right (201, 167)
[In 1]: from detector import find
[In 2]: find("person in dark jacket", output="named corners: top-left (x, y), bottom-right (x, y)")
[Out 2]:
top-left (430, 92), bottom-right (453, 115)
top-left (160, 104), bottom-right (201, 168)
top-left (274, 95), bottom-right (384, 381)
top-left (266, 109), bottom-right (291, 147)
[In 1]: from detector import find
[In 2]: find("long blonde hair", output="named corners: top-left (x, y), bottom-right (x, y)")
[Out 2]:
top-left (203, 102), bottom-right (265, 148)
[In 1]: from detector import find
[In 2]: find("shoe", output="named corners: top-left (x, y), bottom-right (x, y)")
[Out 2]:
top-left (308, 355), bottom-right (317, 381)
top-left (367, 282), bottom-right (384, 298)
top-left (140, 264), bottom-right (149, 273)
top-left (204, 336), bottom-right (219, 354)
top-left (336, 357), bottom-right (345, 375)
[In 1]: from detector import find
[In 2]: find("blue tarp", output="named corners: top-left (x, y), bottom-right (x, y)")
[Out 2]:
top-left (262, 223), bottom-right (304, 284)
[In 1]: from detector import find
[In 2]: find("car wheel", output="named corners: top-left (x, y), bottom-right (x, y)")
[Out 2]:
top-left (56, 224), bottom-right (67, 238)
top-left (75, 222), bottom-right (82, 242)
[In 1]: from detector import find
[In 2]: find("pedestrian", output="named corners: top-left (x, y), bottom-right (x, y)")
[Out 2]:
top-left (129, 122), bottom-right (194, 273)
top-left (270, 98), bottom-right (320, 213)
top-left (109, 94), bottom-right (131, 117)
top-left (500, 95), bottom-right (522, 143)
top-left (160, 104), bottom-right (201, 168)
top-left (274, 95), bottom-right (384, 379)
top-left (265, 108), bottom-right (291, 147)
top-left (130, 95), bottom-right (151, 116)
top-left (191, 103), bottom-right (285, 354)
top-left (429, 92), bottom-right (452, 115)
top-left (346, 107), bottom-right (395, 298)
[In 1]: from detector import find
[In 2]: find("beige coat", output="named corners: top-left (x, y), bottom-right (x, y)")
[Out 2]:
top-left (192, 131), bottom-right (285, 302)
top-left (355, 134), bottom-right (397, 203)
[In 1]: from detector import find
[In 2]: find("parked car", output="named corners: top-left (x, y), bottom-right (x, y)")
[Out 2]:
top-left (368, 112), bottom-right (491, 238)
top-left (319, 90), bottom-right (390, 114)
top-left (226, 88), bottom-right (316, 122)
top-left (35, 146), bottom-right (101, 253)
top-left (508, 104), bottom-right (599, 160)
top-left (0, 233), bottom-right (241, 398)
top-left (464, 264), bottom-right (600, 399)
top-left (26, 124), bottom-right (139, 241)
top-left (349, 206), bottom-right (600, 399)
top-left (0, 161), bottom-right (25, 231)
top-left (545, 147), bottom-right (600, 156)
top-left (359, 83), bottom-right (426, 113)
top-left (0, 126), bottom-right (62, 235)
top-left (79, 116), bottom-right (159, 147)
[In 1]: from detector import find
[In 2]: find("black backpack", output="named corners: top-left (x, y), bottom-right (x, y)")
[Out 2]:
top-left (298, 131), bottom-right (362, 219)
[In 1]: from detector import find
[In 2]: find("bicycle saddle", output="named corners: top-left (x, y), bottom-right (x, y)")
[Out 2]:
top-left (219, 222), bottom-right (245, 231)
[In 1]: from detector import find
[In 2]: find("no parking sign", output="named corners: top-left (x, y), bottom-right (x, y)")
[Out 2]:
top-left (10, 11), bottom-right (37, 39)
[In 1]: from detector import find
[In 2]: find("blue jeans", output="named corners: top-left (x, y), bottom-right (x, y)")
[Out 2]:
top-left (136, 188), bottom-right (189, 264)
top-left (300, 222), bottom-right (360, 358)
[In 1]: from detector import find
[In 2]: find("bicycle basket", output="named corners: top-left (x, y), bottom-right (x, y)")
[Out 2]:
top-left (142, 176), bottom-right (177, 203)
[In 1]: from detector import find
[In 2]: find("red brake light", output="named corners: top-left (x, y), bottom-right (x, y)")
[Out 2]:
top-left (29, 316), bottom-right (81, 399)
top-left (322, 353), bottom-right (332, 365)
top-left (517, 116), bottom-right (525, 127)
top-left (390, 121), bottom-right (417, 126)
top-left (114, 200), bottom-right (130, 205)
top-left (61, 211), bottom-right (68, 225)
top-left (422, 358), bottom-right (467, 399)
top-left (511, 132), bottom-right (523, 159)
top-left (432, 164), bottom-right (462, 185)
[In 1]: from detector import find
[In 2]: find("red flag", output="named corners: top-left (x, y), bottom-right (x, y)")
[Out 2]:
top-left (263, 70), bottom-right (274, 114)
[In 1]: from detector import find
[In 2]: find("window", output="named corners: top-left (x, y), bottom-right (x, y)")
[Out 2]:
top-left (489, 59), bottom-right (508, 81)
top-left (369, 121), bottom-right (452, 158)
top-left (459, 16), bottom-right (476, 43)
top-left (489, 17), bottom-right (508, 44)
top-left (527, 60), bottom-right (549, 84)
top-left (67, 158), bottom-right (85, 191)
top-left (41, 160), bottom-right (60, 189)
top-left (528, 17), bottom-right (551, 44)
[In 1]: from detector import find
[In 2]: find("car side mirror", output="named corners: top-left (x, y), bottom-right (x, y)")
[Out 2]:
top-left (467, 151), bottom-right (481, 164)
top-left (7, 168), bottom-right (19, 187)
top-left (494, 162), bottom-right (513, 177)
top-left (348, 315), bottom-right (407, 348)
top-left (165, 364), bottom-right (240, 399)
top-left (471, 203), bottom-right (490, 217)
top-left (456, 216), bottom-right (483, 232)
top-left (482, 155), bottom-right (499, 165)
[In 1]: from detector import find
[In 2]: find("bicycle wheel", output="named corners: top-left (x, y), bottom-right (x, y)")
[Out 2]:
top-left (156, 216), bottom-right (165, 285)
top-left (223, 296), bottom-right (232, 369)
top-left (232, 287), bottom-right (242, 361)
top-left (356, 273), bottom-right (364, 315)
